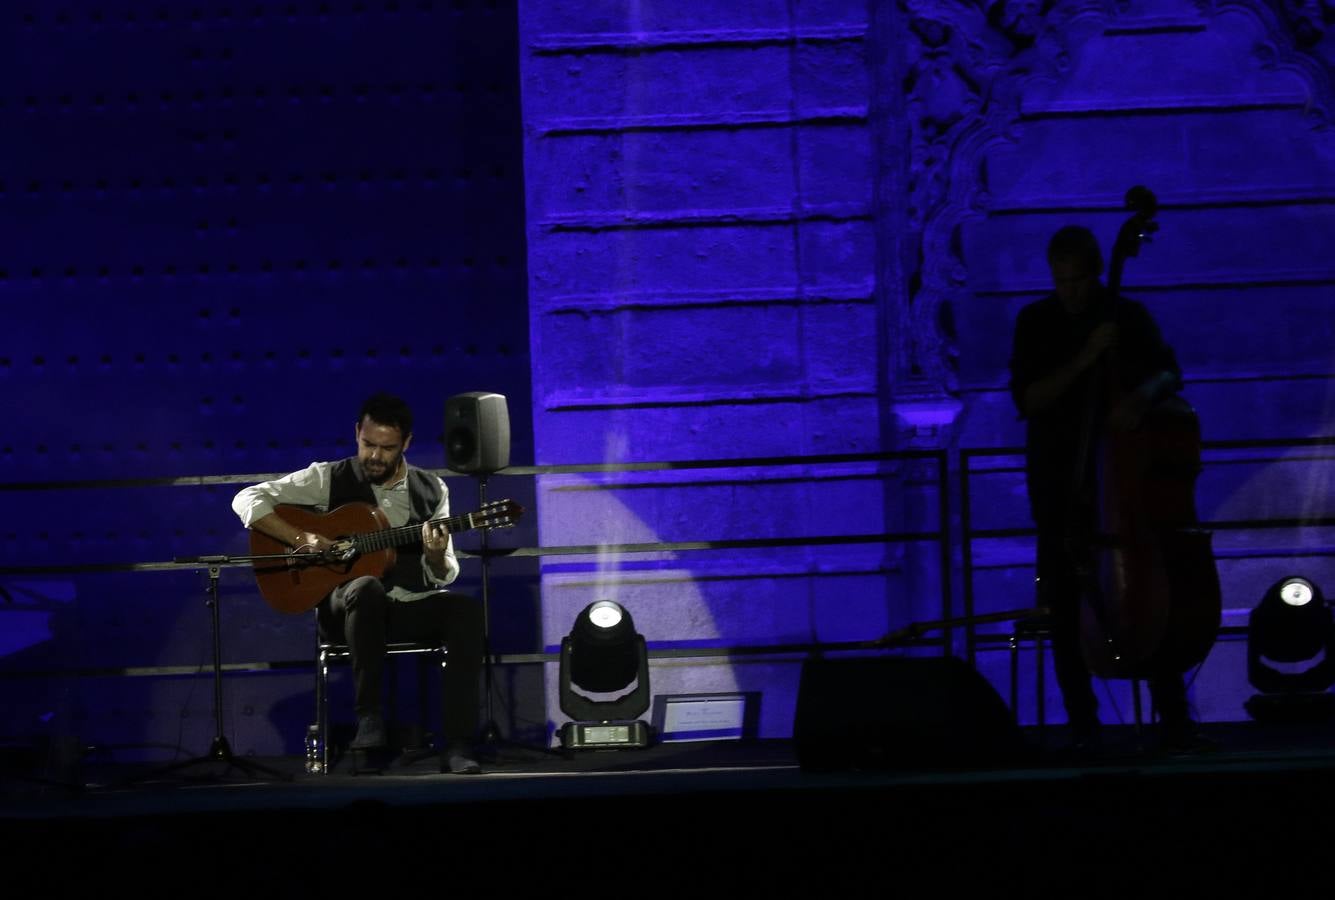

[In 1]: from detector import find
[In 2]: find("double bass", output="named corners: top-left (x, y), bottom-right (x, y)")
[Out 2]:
top-left (1072, 186), bottom-right (1221, 679)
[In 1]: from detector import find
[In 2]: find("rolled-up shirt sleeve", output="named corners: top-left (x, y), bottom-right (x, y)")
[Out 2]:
top-left (231, 462), bottom-right (333, 527)
top-left (421, 474), bottom-right (460, 586)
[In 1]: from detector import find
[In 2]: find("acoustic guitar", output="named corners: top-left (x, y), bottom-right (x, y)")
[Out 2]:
top-left (248, 499), bottom-right (523, 614)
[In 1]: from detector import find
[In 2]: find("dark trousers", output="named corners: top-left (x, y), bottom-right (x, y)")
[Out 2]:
top-left (318, 576), bottom-right (484, 745)
top-left (1036, 530), bottom-right (1190, 730)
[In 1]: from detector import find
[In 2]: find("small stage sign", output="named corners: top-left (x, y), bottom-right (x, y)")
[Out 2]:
top-left (652, 692), bottom-right (759, 742)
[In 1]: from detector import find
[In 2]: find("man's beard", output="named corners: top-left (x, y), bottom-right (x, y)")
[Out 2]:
top-left (364, 456), bottom-right (401, 485)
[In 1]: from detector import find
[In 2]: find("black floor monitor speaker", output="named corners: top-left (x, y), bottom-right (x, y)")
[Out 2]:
top-left (794, 655), bottom-right (1030, 771)
top-left (445, 392), bottom-right (510, 474)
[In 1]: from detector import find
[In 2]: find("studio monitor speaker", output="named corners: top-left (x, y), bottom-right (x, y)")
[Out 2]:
top-left (793, 655), bottom-right (1029, 771)
top-left (445, 392), bottom-right (510, 474)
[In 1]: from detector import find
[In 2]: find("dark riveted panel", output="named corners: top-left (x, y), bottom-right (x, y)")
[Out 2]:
top-left (0, 1), bottom-right (536, 759)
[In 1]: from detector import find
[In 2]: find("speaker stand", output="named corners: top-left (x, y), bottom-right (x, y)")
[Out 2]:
top-left (472, 474), bottom-right (559, 761)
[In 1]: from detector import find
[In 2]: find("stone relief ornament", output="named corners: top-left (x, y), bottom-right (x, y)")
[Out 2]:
top-left (891, 0), bottom-right (1069, 426)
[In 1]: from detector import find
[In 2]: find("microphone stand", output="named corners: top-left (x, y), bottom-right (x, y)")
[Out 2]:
top-left (125, 553), bottom-right (293, 784)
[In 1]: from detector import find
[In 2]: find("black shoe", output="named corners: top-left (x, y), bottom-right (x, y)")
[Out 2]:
top-left (1057, 720), bottom-right (1103, 761)
top-left (1160, 720), bottom-right (1216, 755)
top-left (446, 741), bottom-right (482, 775)
top-left (351, 714), bottom-right (387, 750)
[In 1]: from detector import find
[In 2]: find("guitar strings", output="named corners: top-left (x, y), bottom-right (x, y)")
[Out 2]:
top-left (350, 502), bottom-right (512, 552)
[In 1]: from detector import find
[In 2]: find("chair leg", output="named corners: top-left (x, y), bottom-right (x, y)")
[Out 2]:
top-left (314, 648), bottom-right (330, 775)
top-left (417, 655), bottom-right (431, 750)
top-left (1009, 630), bottom-right (1021, 724)
top-left (437, 648), bottom-right (449, 773)
top-left (1036, 635), bottom-right (1046, 745)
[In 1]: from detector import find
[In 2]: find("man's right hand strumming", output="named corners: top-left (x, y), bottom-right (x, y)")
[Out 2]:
top-left (290, 530), bottom-right (335, 554)
top-left (250, 512), bottom-right (333, 555)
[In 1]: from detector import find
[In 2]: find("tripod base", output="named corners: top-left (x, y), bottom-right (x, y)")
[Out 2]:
top-left (123, 735), bottom-right (291, 785)
top-left (474, 719), bottom-right (563, 762)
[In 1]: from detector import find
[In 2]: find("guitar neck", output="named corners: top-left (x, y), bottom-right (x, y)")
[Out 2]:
top-left (352, 513), bottom-right (473, 554)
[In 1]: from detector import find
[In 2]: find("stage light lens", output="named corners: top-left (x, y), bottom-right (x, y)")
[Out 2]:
top-left (588, 600), bottom-right (623, 629)
top-left (1281, 578), bottom-right (1314, 607)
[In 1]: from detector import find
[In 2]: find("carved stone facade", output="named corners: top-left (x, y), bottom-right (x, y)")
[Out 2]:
top-left (518, 0), bottom-right (1335, 732)
top-left (888, 0), bottom-right (1074, 427)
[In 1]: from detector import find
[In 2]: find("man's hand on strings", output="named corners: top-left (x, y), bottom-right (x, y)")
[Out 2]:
top-left (1077, 322), bottom-right (1118, 370)
top-left (1106, 392), bottom-right (1150, 432)
top-left (422, 521), bottom-right (451, 555)
top-left (1107, 370), bottom-right (1176, 433)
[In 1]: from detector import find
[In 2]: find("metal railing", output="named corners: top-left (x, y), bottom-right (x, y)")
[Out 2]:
top-left (0, 449), bottom-right (953, 677)
top-left (960, 435), bottom-right (1335, 664)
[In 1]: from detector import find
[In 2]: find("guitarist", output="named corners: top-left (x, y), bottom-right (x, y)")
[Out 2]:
top-left (1009, 226), bottom-right (1202, 756)
top-left (231, 392), bottom-right (484, 773)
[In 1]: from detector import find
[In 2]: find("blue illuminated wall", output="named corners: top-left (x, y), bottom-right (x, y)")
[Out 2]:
top-left (520, 0), bottom-right (928, 740)
top-left (5, 0), bottom-right (1335, 763)
top-left (522, 0), bottom-right (1335, 737)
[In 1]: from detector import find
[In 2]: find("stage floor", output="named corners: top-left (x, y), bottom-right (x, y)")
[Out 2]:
top-left (6, 721), bottom-right (1335, 892)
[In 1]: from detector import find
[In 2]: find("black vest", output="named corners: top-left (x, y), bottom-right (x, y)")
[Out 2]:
top-left (328, 457), bottom-right (444, 593)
